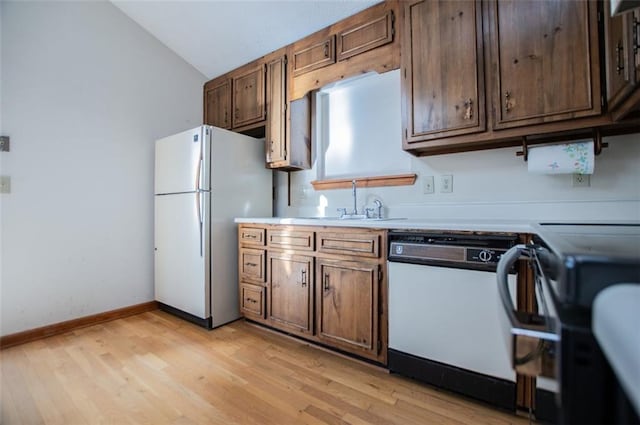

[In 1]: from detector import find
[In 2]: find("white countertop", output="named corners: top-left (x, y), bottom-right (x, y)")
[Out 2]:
top-left (234, 217), bottom-right (535, 233)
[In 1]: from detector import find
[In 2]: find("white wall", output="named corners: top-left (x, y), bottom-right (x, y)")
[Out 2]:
top-left (0, 1), bottom-right (206, 336)
top-left (277, 130), bottom-right (640, 222)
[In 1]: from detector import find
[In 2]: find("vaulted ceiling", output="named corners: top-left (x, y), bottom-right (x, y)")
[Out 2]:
top-left (111, 0), bottom-right (379, 79)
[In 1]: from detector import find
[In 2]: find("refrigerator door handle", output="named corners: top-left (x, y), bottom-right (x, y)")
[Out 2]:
top-left (195, 149), bottom-right (202, 192)
top-left (196, 191), bottom-right (203, 257)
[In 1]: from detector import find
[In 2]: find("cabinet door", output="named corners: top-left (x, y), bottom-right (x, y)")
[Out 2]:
top-left (233, 65), bottom-right (266, 128)
top-left (292, 35), bottom-right (336, 76)
top-left (403, 0), bottom-right (485, 143)
top-left (634, 9), bottom-right (640, 78)
top-left (492, 0), bottom-right (601, 128)
top-left (204, 79), bottom-right (231, 129)
top-left (266, 55), bottom-right (287, 165)
top-left (337, 10), bottom-right (394, 61)
top-left (605, 3), bottom-right (636, 110)
top-left (316, 259), bottom-right (379, 359)
top-left (268, 252), bottom-right (313, 335)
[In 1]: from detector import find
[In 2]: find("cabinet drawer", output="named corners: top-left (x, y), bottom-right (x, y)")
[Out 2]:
top-left (240, 248), bottom-right (266, 284)
top-left (268, 229), bottom-right (315, 251)
top-left (317, 231), bottom-right (380, 258)
top-left (337, 11), bottom-right (394, 61)
top-left (241, 283), bottom-right (265, 318)
top-left (240, 227), bottom-right (266, 246)
top-left (293, 35), bottom-right (336, 76)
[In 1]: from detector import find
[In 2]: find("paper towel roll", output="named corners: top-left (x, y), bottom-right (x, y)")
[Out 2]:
top-left (527, 141), bottom-right (595, 174)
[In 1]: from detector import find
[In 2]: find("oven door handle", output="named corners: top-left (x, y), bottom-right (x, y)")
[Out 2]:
top-left (497, 244), bottom-right (559, 340)
top-left (497, 244), bottom-right (559, 379)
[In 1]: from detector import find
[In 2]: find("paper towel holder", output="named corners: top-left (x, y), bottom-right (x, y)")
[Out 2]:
top-left (516, 129), bottom-right (608, 161)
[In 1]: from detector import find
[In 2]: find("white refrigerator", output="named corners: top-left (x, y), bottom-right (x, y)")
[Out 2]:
top-left (154, 125), bottom-right (272, 328)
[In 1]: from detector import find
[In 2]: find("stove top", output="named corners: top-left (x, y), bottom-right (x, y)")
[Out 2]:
top-left (532, 223), bottom-right (640, 311)
top-left (535, 223), bottom-right (640, 260)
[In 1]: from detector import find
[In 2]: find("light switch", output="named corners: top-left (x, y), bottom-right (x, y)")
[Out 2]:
top-left (0, 176), bottom-right (10, 194)
top-left (423, 176), bottom-right (434, 194)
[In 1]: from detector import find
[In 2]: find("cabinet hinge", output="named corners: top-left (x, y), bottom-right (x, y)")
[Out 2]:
top-left (390, 10), bottom-right (396, 37)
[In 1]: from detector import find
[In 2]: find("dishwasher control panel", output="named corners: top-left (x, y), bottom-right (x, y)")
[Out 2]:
top-left (388, 231), bottom-right (519, 272)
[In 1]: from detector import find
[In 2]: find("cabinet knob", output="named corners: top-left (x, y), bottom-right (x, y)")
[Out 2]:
top-left (504, 91), bottom-right (513, 113)
top-left (464, 98), bottom-right (473, 120)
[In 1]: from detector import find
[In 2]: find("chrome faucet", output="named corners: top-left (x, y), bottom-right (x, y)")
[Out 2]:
top-left (351, 179), bottom-right (358, 215)
top-left (374, 199), bottom-right (383, 219)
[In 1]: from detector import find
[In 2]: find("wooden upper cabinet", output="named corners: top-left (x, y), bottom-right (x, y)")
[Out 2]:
top-left (337, 10), bottom-right (394, 61)
top-left (293, 34), bottom-right (336, 76)
top-left (606, 5), bottom-right (640, 120)
top-left (606, 6), bottom-right (635, 110)
top-left (204, 78), bottom-right (231, 129)
top-left (232, 64), bottom-right (266, 129)
top-left (635, 9), bottom-right (640, 77)
top-left (491, 0), bottom-right (601, 129)
top-left (266, 55), bottom-right (287, 165)
top-left (403, 0), bottom-right (485, 143)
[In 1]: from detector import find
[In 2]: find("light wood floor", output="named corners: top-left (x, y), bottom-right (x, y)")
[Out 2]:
top-left (1, 310), bottom-right (528, 425)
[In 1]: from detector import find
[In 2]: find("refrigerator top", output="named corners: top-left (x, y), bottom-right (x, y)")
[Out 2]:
top-left (155, 126), bottom-right (211, 195)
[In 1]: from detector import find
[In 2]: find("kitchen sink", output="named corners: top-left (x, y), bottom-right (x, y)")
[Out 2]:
top-left (293, 217), bottom-right (405, 221)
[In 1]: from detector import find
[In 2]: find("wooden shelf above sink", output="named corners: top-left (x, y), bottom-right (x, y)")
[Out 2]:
top-left (310, 173), bottom-right (417, 191)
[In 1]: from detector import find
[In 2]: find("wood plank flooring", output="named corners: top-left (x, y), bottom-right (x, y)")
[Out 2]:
top-left (1, 311), bottom-right (529, 425)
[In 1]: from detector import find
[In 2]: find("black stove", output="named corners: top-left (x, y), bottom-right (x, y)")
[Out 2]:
top-left (530, 223), bottom-right (640, 424)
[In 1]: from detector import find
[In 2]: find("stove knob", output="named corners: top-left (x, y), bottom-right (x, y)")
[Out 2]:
top-left (478, 249), bottom-right (493, 262)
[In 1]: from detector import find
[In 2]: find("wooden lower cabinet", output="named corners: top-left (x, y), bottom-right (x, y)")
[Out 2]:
top-left (238, 224), bottom-right (387, 365)
top-left (240, 283), bottom-right (265, 319)
top-left (316, 259), bottom-right (380, 361)
top-left (268, 252), bottom-right (314, 335)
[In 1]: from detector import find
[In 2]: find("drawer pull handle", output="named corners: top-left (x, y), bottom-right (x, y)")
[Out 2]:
top-left (324, 273), bottom-right (330, 291)
top-left (244, 234), bottom-right (257, 239)
top-left (301, 270), bottom-right (307, 287)
top-left (245, 298), bottom-right (257, 304)
top-left (245, 262), bottom-right (257, 267)
top-left (324, 42), bottom-right (330, 58)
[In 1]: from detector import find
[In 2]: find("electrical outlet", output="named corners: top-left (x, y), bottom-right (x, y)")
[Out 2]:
top-left (441, 174), bottom-right (453, 193)
top-left (0, 176), bottom-right (10, 194)
top-left (423, 175), bottom-right (434, 194)
top-left (572, 174), bottom-right (590, 188)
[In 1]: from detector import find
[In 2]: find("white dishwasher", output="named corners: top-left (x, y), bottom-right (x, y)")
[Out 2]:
top-left (387, 231), bottom-right (518, 410)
